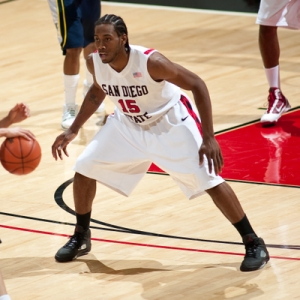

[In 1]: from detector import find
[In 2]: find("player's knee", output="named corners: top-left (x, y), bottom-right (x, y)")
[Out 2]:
top-left (65, 47), bottom-right (83, 59)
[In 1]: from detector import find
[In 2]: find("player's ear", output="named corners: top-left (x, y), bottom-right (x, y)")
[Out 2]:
top-left (120, 34), bottom-right (127, 46)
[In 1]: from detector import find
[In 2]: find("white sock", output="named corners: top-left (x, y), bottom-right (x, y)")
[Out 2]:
top-left (0, 294), bottom-right (11, 300)
top-left (264, 65), bottom-right (280, 88)
top-left (63, 74), bottom-right (80, 106)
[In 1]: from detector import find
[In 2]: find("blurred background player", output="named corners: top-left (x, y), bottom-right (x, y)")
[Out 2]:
top-left (47, 0), bottom-right (106, 130)
top-left (256, 0), bottom-right (299, 125)
top-left (0, 103), bottom-right (34, 300)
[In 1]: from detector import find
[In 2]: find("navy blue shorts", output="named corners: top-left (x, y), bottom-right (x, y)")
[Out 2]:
top-left (56, 0), bottom-right (101, 54)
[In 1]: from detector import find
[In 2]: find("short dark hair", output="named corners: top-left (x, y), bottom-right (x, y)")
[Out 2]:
top-left (95, 14), bottom-right (130, 52)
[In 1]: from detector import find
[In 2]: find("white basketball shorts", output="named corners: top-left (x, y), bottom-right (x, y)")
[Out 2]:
top-left (74, 96), bottom-right (224, 199)
top-left (256, 0), bottom-right (300, 29)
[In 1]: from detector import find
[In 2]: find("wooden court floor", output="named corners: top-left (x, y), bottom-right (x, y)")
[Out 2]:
top-left (0, 1), bottom-right (299, 299)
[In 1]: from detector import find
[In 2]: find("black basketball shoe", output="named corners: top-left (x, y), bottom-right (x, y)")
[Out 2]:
top-left (55, 229), bottom-right (91, 262)
top-left (240, 233), bottom-right (269, 272)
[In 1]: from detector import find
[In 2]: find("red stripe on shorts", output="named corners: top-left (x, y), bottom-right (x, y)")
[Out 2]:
top-left (180, 95), bottom-right (203, 136)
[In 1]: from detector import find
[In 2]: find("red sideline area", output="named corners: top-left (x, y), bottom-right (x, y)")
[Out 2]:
top-left (148, 108), bottom-right (300, 187)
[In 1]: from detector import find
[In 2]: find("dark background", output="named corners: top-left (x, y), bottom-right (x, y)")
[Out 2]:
top-left (105, 0), bottom-right (261, 13)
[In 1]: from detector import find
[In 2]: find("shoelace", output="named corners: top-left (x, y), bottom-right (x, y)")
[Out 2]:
top-left (245, 241), bottom-right (260, 258)
top-left (64, 235), bottom-right (79, 249)
top-left (267, 95), bottom-right (277, 113)
top-left (65, 108), bottom-right (76, 117)
top-left (267, 89), bottom-right (286, 113)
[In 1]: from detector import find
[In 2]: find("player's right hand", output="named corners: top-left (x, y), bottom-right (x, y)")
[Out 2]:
top-left (51, 129), bottom-right (77, 160)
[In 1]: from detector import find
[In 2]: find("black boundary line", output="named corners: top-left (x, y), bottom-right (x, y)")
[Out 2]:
top-left (215, 105), bottom-right (300, 135)
top-left (0, 0), bottom-right (18, 5)
top-left (53, 179), bottom-right (300, 250)
top-left (225, 179), bottom-right (300, 189)
top-left (148, 107), bottom-right (300, 188)
top-left (212, 106), bottom-right (300, 188)
top-left (53, 179), bottom-right (245, 246)
top-left (4, 177), bottom-right (300, 250)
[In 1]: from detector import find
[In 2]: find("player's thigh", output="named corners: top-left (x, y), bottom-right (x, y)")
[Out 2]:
top-left (74, 116), bottom-right (151, 195)
top-left (147, 102), bottom-right (223, 198)
top-left (75, 115), bottom-right (148, 169)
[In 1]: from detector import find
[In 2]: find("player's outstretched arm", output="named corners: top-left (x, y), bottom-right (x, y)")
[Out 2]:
top-left (147, 52), bottom-right (223, 174)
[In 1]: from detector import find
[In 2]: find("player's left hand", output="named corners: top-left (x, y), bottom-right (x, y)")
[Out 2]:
top-left (51, 129), bottom-right (77, 160)
top-left (199, 136), bottom-right (224, 175)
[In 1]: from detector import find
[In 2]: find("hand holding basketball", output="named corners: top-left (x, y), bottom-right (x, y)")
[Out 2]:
top-left (0, 127), bottom-right (35, 140)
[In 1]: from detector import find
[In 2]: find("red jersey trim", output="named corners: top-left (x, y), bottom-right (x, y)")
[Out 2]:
top-left (144, 48), bottom-right (155, 55)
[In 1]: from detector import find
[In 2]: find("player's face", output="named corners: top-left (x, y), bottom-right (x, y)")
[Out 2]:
top-left (94, 24), bottom-right (127, 64)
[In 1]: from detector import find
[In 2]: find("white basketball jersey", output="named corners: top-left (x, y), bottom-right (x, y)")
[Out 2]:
top-left (92, 45), bottom-right (182, 125)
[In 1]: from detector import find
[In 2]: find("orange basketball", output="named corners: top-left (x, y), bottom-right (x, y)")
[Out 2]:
top-left (0, 136), bottom-right (42, 175)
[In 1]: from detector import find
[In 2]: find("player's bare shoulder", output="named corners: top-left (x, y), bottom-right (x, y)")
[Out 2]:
top-left (147, 51), bottom-right (177, 81)
top-left (148, 52), bottom-right (170, 68)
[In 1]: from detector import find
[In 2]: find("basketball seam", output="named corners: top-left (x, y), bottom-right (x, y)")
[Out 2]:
top-left (0, 137), bottom-right (41, 175)
top-left (0, 155), bottom-right (41, 164)
top-left (1, 137), bottom-right (35, 159)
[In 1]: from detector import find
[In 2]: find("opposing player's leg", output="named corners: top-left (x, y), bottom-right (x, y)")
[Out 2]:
top-left (255, 0), bottom-right (296, 125)
top-left (61, 47), bottom-right (82, 130)
top-left (258, 25), bottom-right (290, 125)
top-left (82, 0), bottom-right (106, 125)
top-left (47, 0), bottom-right (85, 130)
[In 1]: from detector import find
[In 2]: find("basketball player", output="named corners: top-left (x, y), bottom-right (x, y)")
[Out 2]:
top-left (0, 103), bottom-right (33, 300)
top-left (47, 0), bottom-right (106, 130)
top-left (256, 0), bottom-right (299, 125)
top-left (0, 103), bottom-right (34, 140)
top-left (52, 14), bottom-right (270, 272)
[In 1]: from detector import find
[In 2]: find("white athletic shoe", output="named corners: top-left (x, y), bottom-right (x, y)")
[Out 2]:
top-left (260, 88), bottom-right (291, 125)
top-left (61, 104), bottom-right (78, 130)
